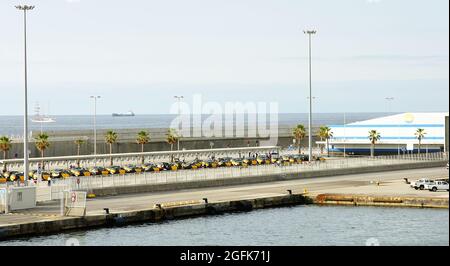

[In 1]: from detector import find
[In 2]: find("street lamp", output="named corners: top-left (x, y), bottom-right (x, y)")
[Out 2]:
top-left (385, 97), bottom-right (400, 156)
top-left (16, 5), bottom-right (35, 186)
top-left (304, 29), bottom-right (316, 162)
top-left (174, 96), bottom-right (184, 151)
top-left (385, 97), bottom-right (394, 113)
top-left (90, 96), bottom-right (101, 155)
top-left (343, 112), bottom-right (347, 158)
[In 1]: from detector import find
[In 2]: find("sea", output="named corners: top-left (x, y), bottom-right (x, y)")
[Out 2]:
top-left (0, 112), bottom-right (393, 136)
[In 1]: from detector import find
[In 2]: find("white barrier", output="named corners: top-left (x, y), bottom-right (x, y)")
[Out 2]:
top-left (8, 187), bottom-right (36, 211)
top-left (0, 188), bottom-right (6, 213)
top-left (63, 191), bottom-right (87, 217)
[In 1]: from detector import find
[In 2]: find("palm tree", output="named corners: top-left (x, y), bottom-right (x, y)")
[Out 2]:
top-left (0, 136), bottom-right (12, 172)
top-left (166, 129), bottom-right (178, 162)
top-left (35, 133), bottom-right (50, 169)
top-left (368, 130), bottom-right (381, 157)
top-left (105, 130), bottom-right (118, 166)
top-left (318, 126), bottom-right (333, 157)
top-left (414, 128), bottom-right (426, 154)
top-left (136, 130), bottom-right (150, 164)
top-left (292, 124), bottom-right (306, 154)
top-left (74, 139), bottom-right (85, 167)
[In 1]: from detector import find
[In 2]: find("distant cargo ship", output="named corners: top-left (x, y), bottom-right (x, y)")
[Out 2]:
top-left (112, 111), bottom-right (135, 117)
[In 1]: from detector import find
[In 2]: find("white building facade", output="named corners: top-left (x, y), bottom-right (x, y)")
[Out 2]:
top-left (323, 113), bottom-right (449, 155)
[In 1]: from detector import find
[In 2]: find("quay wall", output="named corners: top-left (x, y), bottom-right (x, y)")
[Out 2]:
top-left (0, 194), bottom-right (312, 240)
top-left (315, 194), bottom-right (449, 208)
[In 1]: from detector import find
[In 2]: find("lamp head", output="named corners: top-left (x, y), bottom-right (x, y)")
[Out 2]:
top-left (16, 5), bottom-right (35, 11)
top-left (303, 30), bottom-right (317, 35)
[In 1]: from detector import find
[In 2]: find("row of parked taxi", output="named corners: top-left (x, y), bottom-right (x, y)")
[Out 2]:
top-left (0, 153), bottom-right (325, 183)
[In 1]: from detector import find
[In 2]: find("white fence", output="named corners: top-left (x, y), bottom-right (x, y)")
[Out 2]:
top-left (43, 152), bottom-right (448, 192)
top-left (63, 191), bottom-right (86, 217)
top-left (0, 188), bottom-right (6, 213)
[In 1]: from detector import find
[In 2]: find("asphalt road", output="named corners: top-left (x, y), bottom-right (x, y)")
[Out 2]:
top-left (84, 167), bottom-right (448, 214)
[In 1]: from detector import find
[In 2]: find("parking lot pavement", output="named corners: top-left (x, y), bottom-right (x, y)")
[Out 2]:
top-left (310, 178), bottom-right (449, 198)
top-left (82, 167), bottom-right (448, 213)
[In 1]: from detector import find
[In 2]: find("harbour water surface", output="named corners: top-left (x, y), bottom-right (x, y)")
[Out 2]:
top-left (2, 205), bottom-right (448, 246)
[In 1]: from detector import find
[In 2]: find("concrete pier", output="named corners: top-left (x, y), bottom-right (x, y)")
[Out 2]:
top-left (315, 194), bottom-right (449, 208)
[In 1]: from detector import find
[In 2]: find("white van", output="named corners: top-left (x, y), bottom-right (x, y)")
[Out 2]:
top-left (425, 181), bottom-right (449, 192)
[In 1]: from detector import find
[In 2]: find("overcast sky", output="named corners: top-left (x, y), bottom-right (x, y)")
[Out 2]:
top-left (0, 0), bottom-right (448, 115)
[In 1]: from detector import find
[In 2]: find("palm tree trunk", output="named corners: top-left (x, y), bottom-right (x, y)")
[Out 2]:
top-left (41, 150), bottom-right (45, 170)
top-left (141, 144), bottom-right (145, 164)
top-left (326, 138), bottom-right (330, 157)
top-left (371, 143), bottom-right (374, 157)
top-left (2, 151), bottom-right (6, 172)
top-left (418, 140), bottom-right (421, 155)
top-left (109, 143), bottom-right (113, 166)
top-left (298, 139), bottom-right (301, 154)
top-left (77, 144), bottom-right (81, 167)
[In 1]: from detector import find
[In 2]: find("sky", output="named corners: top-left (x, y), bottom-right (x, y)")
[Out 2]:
top-left (0, 0), bottom-right (448, 115)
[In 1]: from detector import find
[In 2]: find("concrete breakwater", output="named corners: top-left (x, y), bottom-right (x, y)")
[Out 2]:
top-left (88, 160), bottom-right (447, 197)
top-left (0, 194), bottom-right (312, 240)
top-left (5, 126), bottom-right (321, 158)
top-left (315, 194), bottom-right (449, 209)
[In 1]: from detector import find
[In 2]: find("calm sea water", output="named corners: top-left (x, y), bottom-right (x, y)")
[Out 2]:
top-left (2, 206), bottom-right (448, 246)
top-left (0, 113), bottom-right (392, 136)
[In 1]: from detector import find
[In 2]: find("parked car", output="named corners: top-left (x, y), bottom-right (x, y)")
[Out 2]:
top-left (0, 173), bottom-right (6, 183)
top-left (142, 163), bottom-right (161, 172)
top-left (203, 159), bottom-right (218, 168)
top-left (41, 171), bottom-right (52, 181)
top-left (70, 168), bottom-right (91, 177)
top-left (425, 181), bottom-right (449, 192)
top-left (105, 166), bottom-right (126, 175)
top-left (270, 152), bottom-right (280, 163)
top-left (257, 155), bottom-right (271, 165)
top-left (123, 164), bottom-right (138, 173)
top-left (9, 171), bottom-right (25, 182)
top-left (182, 160), bottom-right (201, 170)
top-left (161, 162), bottom-right (178, 171)
top-left (231, 158), bottom-right (248, 167)
top-left (243, 157), bottom-right (258, 166)
top-left (89, 166), bottom-right (110, 176)
top-left (26, 170), bottom-right (51, 181)
top-left (410, 178), bottom-right (434, 190)
top-left (51, 169), bottom-right (72, 179)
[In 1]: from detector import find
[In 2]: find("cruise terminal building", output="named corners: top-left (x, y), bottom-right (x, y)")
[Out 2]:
top-left (323, 112), bottom-right (449, 155)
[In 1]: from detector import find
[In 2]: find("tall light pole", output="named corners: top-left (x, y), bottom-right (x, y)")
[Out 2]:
top-left (16, 5), bottom-right (35, 186)
top-left (343, 112), bottom-right (347, 158)
top-left (304, 30), bottom-right (316, 162)
top-left (385, 97), bottom-right (394, 113)
top-left (385, 97), bottom-right (400, 155)
top-left (90, 96), bottom-right (101, 155)
top-left (174, 96), bottom-right (184, 150)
